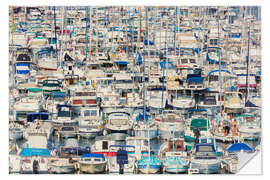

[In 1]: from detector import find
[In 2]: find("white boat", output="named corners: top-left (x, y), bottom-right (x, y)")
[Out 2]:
top-left (78, 106), bottom-right (103, 138)
top-left (190, 143), bottom-right (221, 174)
top-left (79, 153), bottom-right (107, 174)
top-left (236, 114), bottom-right (261, 141)
top-left (224, 92), bottom-right (245, 113)
top-left (105, 112), bottom-right (133, 134)
top-left (49, 158), bottom-right (74, 174)
top-left (52, 105), bottom-right (77, 126)
top-left (20, 132), bottom-right (50, 174)
top-left (155, 111), bottom-right (185, 140)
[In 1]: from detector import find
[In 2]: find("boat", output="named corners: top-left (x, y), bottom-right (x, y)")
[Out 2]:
top-left (52, 104), bottom-right (77, 127)
top-left (155, 111), bottom-right (185, 140)
top-left (159, 138), bottom-right (191, 173)
top-left (49, 158), bottom-right (74, 174)
top-left (20, 132), bottom-right (50, 174)
top-left (136, 156), bottom-right (162, 174)
top-left (57, 138), bottom-right (91, 158)
top-left (190, 143), bottom-right (221, 174)
top-left (105, 112), bottom-right (133, 135)
top-left (78, 153), bottom-right (107, 174)
top-left (236, 114), bottom-right (261, 141)
top-left (107, 145), bottom-right (136, 174)
top-left (78, 106), bottom-right (103, 138)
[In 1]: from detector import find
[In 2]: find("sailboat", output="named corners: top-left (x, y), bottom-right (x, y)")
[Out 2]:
top-left (136, 7), bottom-right (161, 174)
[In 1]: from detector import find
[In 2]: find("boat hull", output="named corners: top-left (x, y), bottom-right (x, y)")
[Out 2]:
top-left (190, 159), bottom-right (221, 174)
top-left (79, 162), bottom-right (107, 174)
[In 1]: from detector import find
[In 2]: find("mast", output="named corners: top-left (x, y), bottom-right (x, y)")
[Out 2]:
top-left (85, 7), bottom-right (89, 61)
top-left (245, 20), bottom-right (251, 104)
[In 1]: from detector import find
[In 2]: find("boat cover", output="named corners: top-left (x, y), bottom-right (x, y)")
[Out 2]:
top-left (227, 143), bottom-right (254, 153)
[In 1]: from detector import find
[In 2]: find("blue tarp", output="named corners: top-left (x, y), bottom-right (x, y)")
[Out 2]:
top-left (138, 53), bottom-right (142, 65)
top-left (20, 148), bottom-right (50, 157)
top-left (188, 109), bottom-right (206, 113)
top-left (115, 61), bottom-right (129, 65)
top-left (227, 143), bottom-right (254, 153)
top-left (82, 153), bottom-right (105, 159)
top-left (229, 33), bottom-right (241, 38)
top-left (110, 145), bottom-right (135, 148)
top-left (160, 61), bottom-right (174, 69)
top-left (52, 91), bottom-right (66, 98)
top-left (187, 77), bottom-right (203, 83)
top-left (245, 100), bottom-right (258, 108)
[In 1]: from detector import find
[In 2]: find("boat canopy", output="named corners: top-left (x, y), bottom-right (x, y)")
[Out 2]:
top-left (207, 69), bottom-right (231, 77)
top-left (110, 145), bottom-right (135, 148)
top-left (227, 143), bottom-right (254, 153)
top-left (115, 61), bottom-right (129, 65)
top-left (160, 61), bottom-right (174, 69)
top-left (190, 118), bottom-right (208, 131)
top-left (52, 91), bottom-right (66, 98)
top-left (188, 109), bottom-right (206, 113)
top-left (27, 88), bottom-right (42, 92)
top-left (187, 77), bottom-right (203, 83)
top-left (245, 100), bottom-right (258, 108)
top-left (20, 148), bottom-right (50, 157)
top-left (82, 153), bottom-right (105, 159)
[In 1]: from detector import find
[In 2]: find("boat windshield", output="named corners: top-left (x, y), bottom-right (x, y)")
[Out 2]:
top-left (84, 110), bottom-right (97, 117)
top-left (58, 111), bottom-right (71, 117)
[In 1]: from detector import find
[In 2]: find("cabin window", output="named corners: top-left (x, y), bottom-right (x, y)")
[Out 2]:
top-left (69, 66), bottom-right (72, 70)
top-left (102, 141), bottom-right (108, 150)
top-left (181, 59), bottom-right (188, 64)
top-left (190, 59), bottom-right (196, 63)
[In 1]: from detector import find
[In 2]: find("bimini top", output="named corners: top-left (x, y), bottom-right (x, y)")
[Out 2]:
top-left (82, 153), bottom-right (105, 159)
top-left (115, 61), bottom-right (129, 65)
top-left (160, 61), bottom-right (174, 69)
top-left (208, 69), bottom-right (231, 77)
top-left (20, 148), bottom-right (50, 157)
top-left (227, 143), bottom-right (254, 153)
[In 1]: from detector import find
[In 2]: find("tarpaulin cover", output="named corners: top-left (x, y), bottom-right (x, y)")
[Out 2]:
top-left (82, 153), bottom-right (105, 159)
top-left (20, 148), bottom-right (50, 157)
top-left (227, 143), bottom-right (254, 153)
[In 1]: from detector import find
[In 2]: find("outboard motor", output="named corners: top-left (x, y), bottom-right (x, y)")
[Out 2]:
top-left (32, 160), bottom-right (39, 174)
top-left (117, 149), bottom-right (128, 174)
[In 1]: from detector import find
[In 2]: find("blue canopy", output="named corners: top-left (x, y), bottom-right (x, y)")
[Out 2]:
top-left (52, 91), bottom-right (66, 98)
top-left (82, 153), bottom-right (105, 159)
top-left (160, 61), bottom-right (174, 69)
top-left (20, 148), bottom-right (50, 157)
top-left (110, 145), bottom-right (135, 148)
top-left (245, 100), bottom-right (258, 108)
top-left (208, 69), bottom-right (231, 76)
top-left (187, 77), bottom-right (203, 83)
top-left (57, 104), bottom-right (72, 109)
top-left (188, 109), bottom-right (206, 113)
top-left (227, 143), bottom-right (254, 153)
top-left (115, 61), bottom-right (129, 65)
